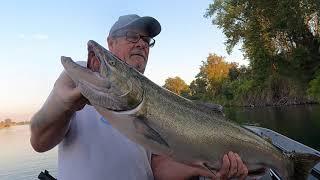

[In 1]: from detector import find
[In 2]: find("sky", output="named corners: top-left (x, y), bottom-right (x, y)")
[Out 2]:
top-left (0, 0), bottom-right (248, 121)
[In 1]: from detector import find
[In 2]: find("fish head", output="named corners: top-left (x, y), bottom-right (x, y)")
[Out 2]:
top-left (61, 40), bottom-right (144, 111)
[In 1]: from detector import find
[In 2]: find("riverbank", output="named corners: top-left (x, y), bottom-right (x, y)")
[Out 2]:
top-left (213, 91), bottom-right (319, 108)
top-left (0, 122), bottom-right (30, 130)
top-left (240, 99), bottom-right (319, 108)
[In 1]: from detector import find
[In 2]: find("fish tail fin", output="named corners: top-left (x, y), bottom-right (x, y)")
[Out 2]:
top-left (289, 152), bottom-right (320, 179)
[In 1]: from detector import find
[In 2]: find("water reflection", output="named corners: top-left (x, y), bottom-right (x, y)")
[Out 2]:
top-left (0, 125), bottom-right (57, 180)
top-left (225, 105), bottom-right (320, 151)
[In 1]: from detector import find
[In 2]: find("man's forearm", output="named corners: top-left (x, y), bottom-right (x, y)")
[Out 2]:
top-left (30, 92), bottom-right (75, 152)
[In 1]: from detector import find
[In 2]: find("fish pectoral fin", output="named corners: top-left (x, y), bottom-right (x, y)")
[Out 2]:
top-left (203, 162), bottom-right (218, 176)
top-left (133, 116), bottom-right (170, 148)
top-left (192, 100), bottom-right (225, 116)
top-left (259, 134), bottom-right (273, 144)
top-left (247, 167), bottom-right (267, 178)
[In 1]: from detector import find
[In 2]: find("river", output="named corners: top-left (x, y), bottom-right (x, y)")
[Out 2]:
top-left (225, 104), bottom-right (320, 151)
top-left (0, 125), bottom-right (57, 180)
top-left (0, 105), bottom-right (319, 179)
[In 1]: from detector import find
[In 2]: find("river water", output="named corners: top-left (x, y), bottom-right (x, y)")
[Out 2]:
top-left (0, 105), bottom-right (319, 179)
top-left (0, 125), bottom-right (57, 180)
top-left (225, 104), bottom-right (320, 151)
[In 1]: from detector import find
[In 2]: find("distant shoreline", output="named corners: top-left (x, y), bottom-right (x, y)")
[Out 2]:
top-left (0, 121), bottom-right (30, 130)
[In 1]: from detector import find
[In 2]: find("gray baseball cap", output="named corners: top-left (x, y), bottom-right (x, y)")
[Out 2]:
top-left (109, 14), bottom-right (161, 38)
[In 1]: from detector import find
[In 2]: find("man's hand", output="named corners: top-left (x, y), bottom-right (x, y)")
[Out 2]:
top-left (52, 71), bottom-right (88, 112)
top-left (30, 70), bottom-right (88, 152)
top-left (215, 152), bottom-right (248, 179)
top-left (152, 151), bottom-right (248, 180)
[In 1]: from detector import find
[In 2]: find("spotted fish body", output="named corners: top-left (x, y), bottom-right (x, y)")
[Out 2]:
top-left (61, 40), bottom-right (320, 179)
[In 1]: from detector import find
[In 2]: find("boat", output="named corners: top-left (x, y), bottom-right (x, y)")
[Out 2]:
top-left (244, 126), bottom-right (320, 180)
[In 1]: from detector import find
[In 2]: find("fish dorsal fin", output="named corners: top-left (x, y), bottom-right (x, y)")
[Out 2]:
top-left (192, 100), bottom-right (225, 116)
top-left (260, 134), bottom-right (273, 144)
top-left (242, 125), bottom-right (273, 144)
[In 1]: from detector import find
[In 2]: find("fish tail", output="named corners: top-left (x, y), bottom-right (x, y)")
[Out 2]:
top-left (289, 152), bottom-right (320, 179)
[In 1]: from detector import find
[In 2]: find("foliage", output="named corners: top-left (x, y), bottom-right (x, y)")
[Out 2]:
top-left (189, 78), bottom-right (207, 100)
top-left (162, 1), bottom-right (320, 106)
top-left (189, 54), bottom-right (233, 101)
top-left (205, 0), bottom-right (320, 85)
top-left (163, 76), bottom-right (190, 96)
top-left (195, 0), bottom-right (320, 105)
top-left (308, 71), bottom-right (320, 101)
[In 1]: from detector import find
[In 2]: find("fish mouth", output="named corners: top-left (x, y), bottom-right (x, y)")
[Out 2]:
top-left (86, 40), bottom-right (137, 99)
top-left (87, 41), bottom-right (107, 74)
top-left (82, 43), bottom-right (113, 92)
top-left (86, 40), bottom-right (120, 85)
top-left (61, 40), bottom-right (144, 111)
top-left (87, 50), bottom-right (100, 72)
top-left (60, 55), bottom-right (111, 94)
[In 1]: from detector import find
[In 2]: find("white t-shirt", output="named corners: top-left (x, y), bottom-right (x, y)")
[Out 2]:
top-left (58, 105), bottom-right (154, 180)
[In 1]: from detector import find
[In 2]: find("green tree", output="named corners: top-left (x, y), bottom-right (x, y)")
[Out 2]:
top-left (204, 0), bottom-right (320, 105)
top-left (4, 118), bottom-right (12, 127)
top-left (308, 71), bottom-right (320, 101)
top-left (163, 76), bottom-right (189, 96)
top-left (189, 77), bottom-right (208, 100)
top-left (4, 118), bottom-right (12, 124)
top-left (205, 0), bottom-right (320, 83)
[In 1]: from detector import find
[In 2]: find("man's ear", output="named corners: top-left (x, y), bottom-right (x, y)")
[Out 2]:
top-left (107, 37), bottom-right (114, 51)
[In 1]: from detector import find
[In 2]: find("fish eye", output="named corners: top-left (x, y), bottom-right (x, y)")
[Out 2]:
top-left (109, 60), bottom-right (116, 66)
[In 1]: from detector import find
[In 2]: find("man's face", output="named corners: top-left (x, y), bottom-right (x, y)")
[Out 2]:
top-left (107, 28), bottom-right (151, 73)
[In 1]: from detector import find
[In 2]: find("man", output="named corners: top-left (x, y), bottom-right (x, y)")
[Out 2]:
top-left (30, 14), bottom-right (248, 180)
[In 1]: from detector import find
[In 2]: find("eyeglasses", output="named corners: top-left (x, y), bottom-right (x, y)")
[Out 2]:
top-left (112, 31), bottom-right (156, 48)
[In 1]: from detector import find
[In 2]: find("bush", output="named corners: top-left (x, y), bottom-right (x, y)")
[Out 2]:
top-left (307, 72), bottom-right (320, 102)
